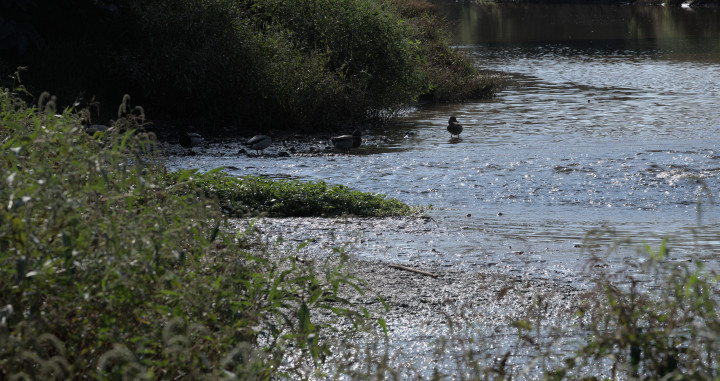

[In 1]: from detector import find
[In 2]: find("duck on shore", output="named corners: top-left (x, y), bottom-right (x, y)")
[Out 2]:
top-left (447, 116), bottom-right (463, 138)
top-left (180, 132), bottom-right (203, 148)
top-left (331, 130), bottom-right (362, 151)
top-left (246, 135), bottom-right (272, 155)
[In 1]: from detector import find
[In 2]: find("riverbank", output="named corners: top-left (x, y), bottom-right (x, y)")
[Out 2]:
top-left (4, 82), bottom-right (720, 378)
top-left (158, 125), bottom-right (421, 160)
top-left (238, 213), bottom-right (588, 376)
top-left (323, 254), bottom-right (585, 377)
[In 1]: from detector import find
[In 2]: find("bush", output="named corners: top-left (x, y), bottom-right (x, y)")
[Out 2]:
top-left (2, 0), bottom-right (500, 133)
top-left (0, 87), bottom-right (376, 379)
top-left (254, 0), bottom-right (425, 121)
top-left (394, 1), bottom-right (504, 102)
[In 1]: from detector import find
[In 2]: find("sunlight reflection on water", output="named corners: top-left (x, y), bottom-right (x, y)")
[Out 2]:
top-left (166, 5), bottom-right (720, 283)
top-left (160, 4), bottom-right (720, 375)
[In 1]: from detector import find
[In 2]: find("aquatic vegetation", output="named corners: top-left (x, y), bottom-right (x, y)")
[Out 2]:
top-left (166, 171), bottom-right (418, 218)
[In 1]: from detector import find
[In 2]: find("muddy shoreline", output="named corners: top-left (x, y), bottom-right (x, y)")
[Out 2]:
top-left (235, 216), bottom-right (591, 375)
top-left (341, 254), bottom-right (584, 335)
top-left (297, 244), bottom-right (590, 376)
top-left (167, 128), bottom-right (593, 371)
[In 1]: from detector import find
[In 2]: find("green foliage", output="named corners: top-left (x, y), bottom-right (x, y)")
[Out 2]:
top-left (394, 1), bottom-right (504, 102)
top-left (4, 0), bottom-right (500, 132)
top-left (165, 171), bottom-right (417, 218)
top-left (0, 88), bottom-right (374, 379)
top-left (253, 0), bottom-right (424, 121)
top-left (549, 239), bottom-right (720, 379)
top-left (115, 0), bottom-right (426, 128)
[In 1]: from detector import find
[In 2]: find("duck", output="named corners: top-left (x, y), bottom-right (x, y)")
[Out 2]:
top-left (331, 130), bottom-right (362, 151)
top-left (447, 116), bottom-right (463, 138)
top-left (180, 132), bottom-right (203, 148)
top-left (246, 135), bottom-right (272, 155)
top-left (85, 124), bottom-right (110, 135)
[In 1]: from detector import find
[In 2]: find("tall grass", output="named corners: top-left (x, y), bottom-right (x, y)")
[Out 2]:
top-left (0, 87), bottom-right (380, 379)
top-left (545, 237), bottom-right (720, 379)
top-left (414, 237), bottom-right (720, 379)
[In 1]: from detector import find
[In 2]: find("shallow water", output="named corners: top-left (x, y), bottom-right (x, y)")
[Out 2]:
top-left (167, 3), bottom-right (720, 282)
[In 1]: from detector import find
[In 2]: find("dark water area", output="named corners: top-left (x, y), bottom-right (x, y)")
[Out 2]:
top-left (446, 2), bottom-right (720, 46)
top-left (168, 2), bottom-right (720, 282)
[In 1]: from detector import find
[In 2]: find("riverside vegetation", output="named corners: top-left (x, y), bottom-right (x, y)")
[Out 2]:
top-left (0, 86), bottom-right (404, 379)
top-left (1, 0), bottom-right (502, 133)
top-left (3, 86), bottom-right (720, 379)
top-left (168, 172), bottom-right (418, 218)
top-left (3, 1), bottom-right (720, 380)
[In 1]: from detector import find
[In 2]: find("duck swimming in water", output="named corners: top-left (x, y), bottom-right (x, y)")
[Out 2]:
top-left (246, 135), bottom-right (272, 155)
top-left (331, 130), bottom-right (362, 150)
top-left (447, 116), bottom-right (463, 138)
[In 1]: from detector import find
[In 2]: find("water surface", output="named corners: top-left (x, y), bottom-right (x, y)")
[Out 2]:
top-left (168, 3), bottom-right (720, 281)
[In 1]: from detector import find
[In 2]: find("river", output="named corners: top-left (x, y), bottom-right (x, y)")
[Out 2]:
top-left (167, 2), bottom-right (720, 283)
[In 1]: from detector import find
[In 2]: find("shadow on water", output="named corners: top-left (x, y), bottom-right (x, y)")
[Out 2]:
top-left (437, 1), bottom-right (720, 56)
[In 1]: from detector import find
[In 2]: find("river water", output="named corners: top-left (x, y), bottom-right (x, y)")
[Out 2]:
top-left (167, 3), bottom-right (720, 283)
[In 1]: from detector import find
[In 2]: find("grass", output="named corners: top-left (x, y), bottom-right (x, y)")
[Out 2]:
top-left (165, 171), bottom-right (419, 218)
top-left (544, 236), bottom-right (720, 379)
top-left (406, 235), bottom-right (720, 379)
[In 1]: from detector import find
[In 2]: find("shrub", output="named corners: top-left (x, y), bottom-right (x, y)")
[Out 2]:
top-left (3, 0), bottom-right (500, 133)
top-left (254, 0), bottom-right (425, 121)
top-left (0, 87), bottom-right (375, 379)
top-left (393, 1), bottom-right (504, 102)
